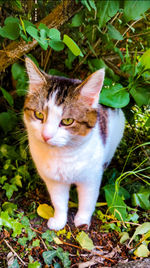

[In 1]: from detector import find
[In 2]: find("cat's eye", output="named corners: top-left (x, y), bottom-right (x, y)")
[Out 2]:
top-left (61, 118), bottom-right (74, 126)
top-left (34, 111), bottom-right (44, 121)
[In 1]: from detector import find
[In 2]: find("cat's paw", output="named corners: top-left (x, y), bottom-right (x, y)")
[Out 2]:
top-left (47, 216), bottom-right (66, 231)
top-left (74, 213), bottom-right (91, 228)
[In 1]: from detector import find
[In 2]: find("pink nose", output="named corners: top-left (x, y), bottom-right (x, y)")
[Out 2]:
top-left (42, 133), bottom-right (52, 142)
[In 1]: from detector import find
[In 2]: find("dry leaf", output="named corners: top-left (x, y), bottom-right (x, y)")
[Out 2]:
top-left (37, 204), bottom-right (54, 219)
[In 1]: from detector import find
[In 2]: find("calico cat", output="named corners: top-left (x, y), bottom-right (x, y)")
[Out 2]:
top-left (24, 57), bottom-right (125, 230)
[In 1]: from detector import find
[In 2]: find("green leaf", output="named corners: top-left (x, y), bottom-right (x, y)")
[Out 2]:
top-left (97, 0), bottom-right (120, 28)
top-left (48, 28), bottom-right (61, 40)
top-left (120, 232), bottom-right (129, 244)
top-left (32, 239), bottom-right (40, 247)
top-left (132, 190), bottom-right (150, 210)
top-left (4, 17), bottom-right (20, 24)
top-left (104, 184), bottom-right (127, 221)
top-left (145, 118), bottom-right (150, 127)
top-left (130, 86), bottom-right (150, 107)
top-left (42, 230), bottom-right (55, 242)
top-left (49, 40), bottom-right (64, 51)
top-left (42, 250), bottom-right (57, 265)
top-left (9, 258), bottom-right (20, 268)
top-left (26, 26), bottom-right (48, 50)
top-left (0, 22), bottom-right (20, 40)
top-left (123, 0), bottom-right (150, 22)
top-left (100, 83), bottom-right (130, 108)
top-left (38, 23), bottom-right (49, 34)
top-left (11, 63), bottom-right (28, 96)
top-left (11, 174), bottom-right (22, 187)
top-left (71, 12), bottom-right (84, 27)
top-left (2, 183), bottom-right (18, 199)
top-left (0, 211), bottom-right (13, 228)
top-left (55, 248), bottom-right (70, 268)
top-left (0, 176), bottom-right (7, 185)
top-left (2, 202), bottom-right (17, 215)
top-left (0, 87), bottom-right (14, 107)
top-left (63, 34), bottom-right (83, 56)
top-left (81, 0), bottom-right (91, 11)
top-left (18, 237), bottom-right (28, 246)
top-left (54, 263), bottom-right (61, 268)
top-left (0, 112), bottom-right (16, 133)
top-left (130, 222), bottom-right (150, 243)
top-left (27, 229), bottom-right (36, 241)
top-left (140, 48), bottom-right (150, 70)
top-left (134, 244), bottom-right (149, 257)
top-left (76, 231), bottom-right (94, 250)
top-left (107, 23), bottom-right (123, 41)
top-left (28, 261), bottom-right (42, 268)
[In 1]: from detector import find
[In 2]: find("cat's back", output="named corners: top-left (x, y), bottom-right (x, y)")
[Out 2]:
top-left (98, 104), bottom-right (125, 165)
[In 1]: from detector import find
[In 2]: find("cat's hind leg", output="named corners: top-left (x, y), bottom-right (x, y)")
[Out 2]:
top-left (44, 179), bottom-right (70, 230)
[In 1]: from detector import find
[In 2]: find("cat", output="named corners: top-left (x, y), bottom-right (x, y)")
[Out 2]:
top-left (24, 57), bottom-right (125, 230)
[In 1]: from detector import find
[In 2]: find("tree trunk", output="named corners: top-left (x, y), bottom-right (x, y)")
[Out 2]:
top-left (0, 0), bottom-right (82, 72)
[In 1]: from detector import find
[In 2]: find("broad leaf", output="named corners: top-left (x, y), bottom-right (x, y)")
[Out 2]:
top-left (100, 83), bottom-right (130, 108)
top-left (134, 244), bottom-right (149, 257)
top-left (104, 184), bottom-right (127, 221)
top-left (129, 222), bottom-right (150, 244)
top-left (140, 49), bottom-right (150, 70)
top-left (42, 230), bottom-right (56, 242)
top-left (0, 87), bottom-right (14, 107)
top-left (28, 261), bottom-right (41, 268)
top-left (9, 259), bottom-right (20, 268)
top-left (37, 204), bottom-right (54, 219)
top-left (48, 28), bottom-right (61, 40)
top-left (130, 86), bottom-right (150, 106)
top-left (2, 183), bottom-right (18, 199)
top-left (76, 231), bottom-right (94, 250)
top-left (0, 22), bottom-right (20, 40)
top-left (49, 40), bottom-right (64, 51)
top-left (97, 0), bottom-right (120, 28)
top-left (107, 23), bottom-right (123, 41)
top-left (132, 190), bottom-right (150, 210)
top-left (43, 251), bottom-right (57, 265)
top-left (63, 34), bottom-right (83, 56)
top-left (71, 12), bottom-right (84, 27)
top-left (123, 0), bottom-right (150, 22)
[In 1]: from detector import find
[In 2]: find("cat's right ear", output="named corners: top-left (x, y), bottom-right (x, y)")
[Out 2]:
top-left (25, 57), bottom-right (47, 92)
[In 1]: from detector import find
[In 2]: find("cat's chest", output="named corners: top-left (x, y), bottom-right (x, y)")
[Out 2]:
top-left (29, 136), bottom-right (103, 183)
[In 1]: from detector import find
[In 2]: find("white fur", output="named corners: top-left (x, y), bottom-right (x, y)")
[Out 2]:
top-left (24, 96), bottom-right (125, 230)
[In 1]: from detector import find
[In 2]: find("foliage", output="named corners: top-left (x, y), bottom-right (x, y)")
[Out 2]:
top-left (0, 0), bottom-right (150, 266)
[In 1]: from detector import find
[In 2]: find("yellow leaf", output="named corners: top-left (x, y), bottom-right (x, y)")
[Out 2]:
top-left (37, 204), bottom-right (54, 219)
top-left (134, 244), bottom-right (150, 257)
top-left (53, 237), bottom-right (63, 244)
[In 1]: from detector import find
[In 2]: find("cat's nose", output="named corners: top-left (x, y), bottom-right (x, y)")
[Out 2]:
top-left (42, 133), bottom-right (52, 142)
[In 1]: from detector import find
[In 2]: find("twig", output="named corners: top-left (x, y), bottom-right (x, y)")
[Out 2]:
top-left (115, 18), bottom-right (143, 46)
top-left (39, 236), bottom-right (48, 250)
top-left (4, 239), bottom-right (27, 266)
top-left (103, 58), bottom-right (130, 79)
top-left (72, 38), bottom-right (101, 76)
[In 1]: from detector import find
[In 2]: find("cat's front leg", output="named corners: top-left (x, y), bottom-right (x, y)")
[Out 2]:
top-left (74, 179), bottom-right (101, 227)
top-left (44, 179), bottom-right (70, 230)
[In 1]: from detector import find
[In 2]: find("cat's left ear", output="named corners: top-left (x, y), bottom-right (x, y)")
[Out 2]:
top-left (25, 57), bottom-right (47, 92)
top-left (79, 69), bottom-right (105, 107)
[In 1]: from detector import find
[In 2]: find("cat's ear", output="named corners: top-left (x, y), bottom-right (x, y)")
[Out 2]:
top-left (79, 69), bottom-right (105, 107)
top-left (25, 57), bottom-right (47, 92)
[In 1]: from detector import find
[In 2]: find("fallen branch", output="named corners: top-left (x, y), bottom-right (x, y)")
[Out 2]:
top-left (4, 239), bottom-right (27, 266)
top-left (0, 0), bottom-right (82, 72)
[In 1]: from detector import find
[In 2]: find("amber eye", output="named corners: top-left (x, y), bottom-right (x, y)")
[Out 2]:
top-left (34, 111), bottom-right (44, 120)
top-left (61, 118), bottom-right (74, 126)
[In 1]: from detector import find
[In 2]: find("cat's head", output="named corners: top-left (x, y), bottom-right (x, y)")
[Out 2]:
top-left (24, 58), bottom-right (104, 147)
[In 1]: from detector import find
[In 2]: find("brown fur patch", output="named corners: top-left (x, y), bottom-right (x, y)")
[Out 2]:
top-left (62, 99), bottom-right (98, 136)
top-left (98, 105), bottom-right (108, 144)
